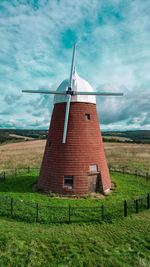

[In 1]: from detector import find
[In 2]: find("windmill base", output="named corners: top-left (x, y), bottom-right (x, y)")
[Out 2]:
top-left (38, 172), bottom-right (110, 195)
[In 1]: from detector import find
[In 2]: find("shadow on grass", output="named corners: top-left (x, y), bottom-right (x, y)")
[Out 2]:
top-left (0, 174), bottom-right (38, 193)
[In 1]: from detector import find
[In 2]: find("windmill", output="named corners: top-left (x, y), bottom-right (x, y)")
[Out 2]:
top-left (22, 43), bottom-right (123, 194)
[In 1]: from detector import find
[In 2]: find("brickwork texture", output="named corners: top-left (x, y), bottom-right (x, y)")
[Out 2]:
top-left (38, 102), bottom-right (111, 194)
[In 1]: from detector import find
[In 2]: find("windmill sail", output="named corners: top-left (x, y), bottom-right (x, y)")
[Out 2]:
top-left (22, 90), bottom-right (66, 95)
top-left (62, 95), bottom-right (71, 144)
top-left (69, 43), bottom-right (76, 88)
top-left (62, 43), bottom-right (77, 143)
top-left (72, 91), bottom-right (124, 96)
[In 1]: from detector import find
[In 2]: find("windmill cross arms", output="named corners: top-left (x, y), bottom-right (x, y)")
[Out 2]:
top-left (72, 91), bottom-right (123, 96)
top-left (22, 90), bottom-right (66, 95)
top-left (22, 90), bottom-right (123, 96)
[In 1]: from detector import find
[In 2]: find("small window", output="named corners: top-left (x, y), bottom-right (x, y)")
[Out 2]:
top-left (85, 114), bottom-right (90, 120)
top-left (64, 176), bottom-right (73, 189)
top-left (89, 165), bottom-right (98, 173)
top-left (48, 140), bottom-right (52, 147)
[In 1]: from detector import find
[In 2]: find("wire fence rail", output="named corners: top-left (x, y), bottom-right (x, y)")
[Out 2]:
top-left (0, 166), bottom-right (150, 224)
top-left (0, 167), bottom-right (40, 182)
top-left (0, 165), bottom-right (150, 182)
top-left (108, 165), bottom-right (150, 182)
top-left (0, 193), bottom-right (149, 224)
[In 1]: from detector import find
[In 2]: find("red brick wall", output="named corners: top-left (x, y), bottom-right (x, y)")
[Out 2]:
top-left (38, 102), bottom-right (111, 194)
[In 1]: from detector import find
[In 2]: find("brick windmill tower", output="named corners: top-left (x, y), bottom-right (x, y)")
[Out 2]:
top-left (23, 44), bottom-right (123, 194)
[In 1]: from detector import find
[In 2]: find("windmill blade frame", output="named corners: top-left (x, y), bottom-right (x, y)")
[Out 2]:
top-left (62, 43), bottom-right (76, 143)
top-left (22, 90), bottom-right (67, 95)
top-left (72, 91), bottom-right (124, 96)
top-left (62, 94), bottom-right (71, 144)
top-left (69, 43), bottom-right (76, 88)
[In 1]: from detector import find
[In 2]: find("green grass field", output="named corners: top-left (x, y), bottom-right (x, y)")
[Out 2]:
top-left (0, 169), bottom-right (150, 266)
top-left (0, 169), bottom-right (150, 205)
top-left (0, 208), bottom-right (150, 266)
top-left (0, 140), bottom-right (150, 266)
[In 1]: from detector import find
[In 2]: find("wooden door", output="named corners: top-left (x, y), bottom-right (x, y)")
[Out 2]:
top-left (88, 176), bottom-right (96, 193)
top-left (88, 174), bottom-right (101, 193)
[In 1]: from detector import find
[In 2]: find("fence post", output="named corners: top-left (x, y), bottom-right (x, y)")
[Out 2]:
top-left (135, 199), bottom-right (138, 213)
top-left (102, 204), bottom-right (104, 220)
top-left (3, 172), bottom-right (5, 181)
top-left (147, 193), bottom-right (150, 209)
top-left (14, 168), bottom-right (17, 177)
top-left (122, 167), bottom-right (125, 175)
top-left (28, 167), bottom-right (30, 173)
top-left (36, 203), bottom-right (39, 222)
top-left (11, 198), bottom-right (13, 216)
top-left (124, 200), bottom-right (127, 217)
top-left (68, 204), bottom-right (71, 224)
top-left (135, 170), bottom-right (137, 177)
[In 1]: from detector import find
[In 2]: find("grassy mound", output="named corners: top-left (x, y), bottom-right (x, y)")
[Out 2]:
top-left (0, 170), bottom-right (150, 224)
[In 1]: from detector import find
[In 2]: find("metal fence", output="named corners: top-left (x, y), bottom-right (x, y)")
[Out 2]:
top-left (0, 167), bottom-right (40, 182)
top-left (0, 193), bottom-right (149, 224)
top-left (108, 165), bottom-right (150, 182)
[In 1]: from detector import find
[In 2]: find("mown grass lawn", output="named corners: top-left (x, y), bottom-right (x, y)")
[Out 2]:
top-left (0, 211), bottom-right (150, 267)
top-left (0, 170), bottom-right (150, 266)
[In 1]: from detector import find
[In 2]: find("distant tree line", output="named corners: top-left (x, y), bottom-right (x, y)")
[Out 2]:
top-left (0, 129), bottom-right (150, 145)
top-left (102, 130), bottom-right (150, 141)
top-left (102, 137), bottom-right (150, 144)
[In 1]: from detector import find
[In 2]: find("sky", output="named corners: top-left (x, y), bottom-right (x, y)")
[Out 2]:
top-left (0, 0), bottom-right (150, 131)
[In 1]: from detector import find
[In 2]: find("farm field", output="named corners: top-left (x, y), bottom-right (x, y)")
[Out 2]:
top-left (0, 140), bottom-right (44, 171)
top-left (102, 135), bottom-right (131, 141)
top-left (9, 134), bottom-right (34, 140)
top-left (0, 140), bottom-right (150, 172)
top-left (105, 142), bottom-right (150, 172)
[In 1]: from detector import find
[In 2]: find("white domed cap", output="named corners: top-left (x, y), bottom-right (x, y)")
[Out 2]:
top-left (54, 70), bottom-right (96, 104)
